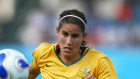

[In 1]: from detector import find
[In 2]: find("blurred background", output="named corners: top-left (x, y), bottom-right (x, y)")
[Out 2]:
top-left (0, 0), bottom-right (140, 79)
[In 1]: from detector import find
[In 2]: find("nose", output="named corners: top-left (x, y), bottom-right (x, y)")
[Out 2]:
top-left (66, 36), bottom-right (72, 45)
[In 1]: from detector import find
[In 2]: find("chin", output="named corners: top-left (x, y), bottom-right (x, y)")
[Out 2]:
top-left (63, 51), bottom-right (73, 57)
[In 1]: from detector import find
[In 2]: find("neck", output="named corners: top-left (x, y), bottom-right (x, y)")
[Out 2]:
top-left (59, 51), bottom-right (81, 65)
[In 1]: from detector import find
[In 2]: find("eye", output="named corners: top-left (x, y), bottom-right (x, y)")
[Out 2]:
top-left (62, 32), bottom-right (68, 37)
top-left (72, 34), bottom-right (79, 38)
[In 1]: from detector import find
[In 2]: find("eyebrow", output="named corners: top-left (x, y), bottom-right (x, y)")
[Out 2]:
top-left (62, 30), bottom-right (80, 35)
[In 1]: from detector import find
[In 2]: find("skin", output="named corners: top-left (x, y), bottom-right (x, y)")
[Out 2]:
top-left (86, 73), bottom-right (96, 79)
top-left (28, 63), bottom-right (40, 79)
top-left (56, 23), bottom-right (87, 65)
top-left (28, 23), bottom-right (96, 79)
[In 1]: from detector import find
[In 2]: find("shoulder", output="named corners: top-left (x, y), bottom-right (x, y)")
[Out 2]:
top-left (87, 48), bottom-right (107, 59)
top-left (37, 43), bottom-right (52, 50)
top-left (87, 48), bottom-right (114, 66)
top-left (86, 47), bottom-right (113, 63)
top-left (36, 43), bottom-right (56, 52)
top-left (32, 43), bottom-right (56, 58)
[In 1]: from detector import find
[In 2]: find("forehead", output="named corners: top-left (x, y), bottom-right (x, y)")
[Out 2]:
top-left (61, 23), bottom-right (82, 33)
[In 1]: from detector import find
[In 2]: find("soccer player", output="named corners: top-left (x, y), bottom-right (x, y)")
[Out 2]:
top-left (28, 9), bottom-right (118, 79)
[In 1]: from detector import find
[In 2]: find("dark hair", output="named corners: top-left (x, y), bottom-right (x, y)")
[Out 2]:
top-left (58, 9), bottom-right (87, 46)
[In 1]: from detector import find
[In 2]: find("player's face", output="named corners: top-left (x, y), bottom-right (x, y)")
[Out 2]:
top-left (56, 23), bottom-right (87, 57)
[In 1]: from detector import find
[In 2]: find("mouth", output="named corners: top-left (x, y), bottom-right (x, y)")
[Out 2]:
top-left (64, 47), bottom-right (72, 50)
top-left (63, 47), bottom-right (72, 52)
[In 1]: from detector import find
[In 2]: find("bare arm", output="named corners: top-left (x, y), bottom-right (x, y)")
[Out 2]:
top-left (28, 63), bottom-right (40, 79)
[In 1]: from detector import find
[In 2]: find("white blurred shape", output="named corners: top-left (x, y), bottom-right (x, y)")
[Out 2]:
top-left (0, 0), bottom-right (15, 23)
top-left (94, 0), bottom-right (123, 20)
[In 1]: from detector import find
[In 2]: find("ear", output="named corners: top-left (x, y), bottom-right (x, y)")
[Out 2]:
top-left (83, 32), bottom-right (87, 40)
top-left (56, 27), bottom-right (59, 37)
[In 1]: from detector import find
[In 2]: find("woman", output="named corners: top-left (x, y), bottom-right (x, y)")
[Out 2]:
top-left (28, 9), bottom-right (118, 79)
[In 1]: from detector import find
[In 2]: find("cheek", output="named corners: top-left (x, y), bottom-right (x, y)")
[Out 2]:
top-left (72, 39), bottom-right (82, 47)
top-left (72, 39), bottom-right (82, 52)
top-left (58, 34), bottom-right (65, 44)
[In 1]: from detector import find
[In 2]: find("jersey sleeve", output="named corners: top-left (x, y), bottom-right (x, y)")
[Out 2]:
top-left (97, 56), bottom-right (118, 79)
top-left (32, 43), bottom-right (50, 70)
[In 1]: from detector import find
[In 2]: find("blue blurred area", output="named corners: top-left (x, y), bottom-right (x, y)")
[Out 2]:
top-left (95, 45), bottom-right (140, 79)
top-left (0, 44), bottom-right (140, 79)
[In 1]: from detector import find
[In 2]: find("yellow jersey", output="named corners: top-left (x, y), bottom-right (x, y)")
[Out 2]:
top-left (32, 43), bottom-right (118, 79)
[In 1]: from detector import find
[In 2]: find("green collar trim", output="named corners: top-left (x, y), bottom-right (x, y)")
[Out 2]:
top-left (54, 45), bottom-right (90, 66)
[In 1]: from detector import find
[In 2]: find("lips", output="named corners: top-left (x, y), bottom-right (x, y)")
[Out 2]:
top-left (64, 47), bottom-right (72, 50)
top-left (63, 47), bottom-right (72, 52)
